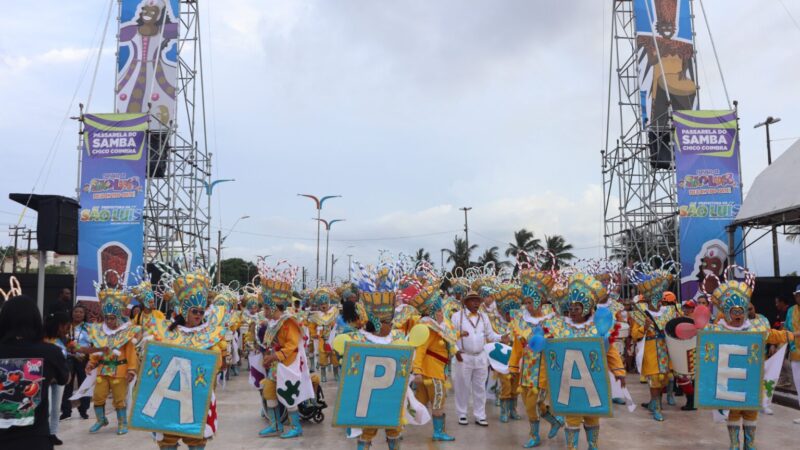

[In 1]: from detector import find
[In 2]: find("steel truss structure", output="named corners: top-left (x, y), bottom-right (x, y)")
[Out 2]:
top-left (602, 0), bottom-right (697, 271)
top-left (141, 0), bottom-right (211, 265)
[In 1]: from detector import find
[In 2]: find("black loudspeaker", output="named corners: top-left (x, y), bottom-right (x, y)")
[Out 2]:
top-left (648, 129), bottom-right (674, 170)
top-left (36, 197), bottom-right (79, 255)
top-left (148, 131), bottom-right (170, 178)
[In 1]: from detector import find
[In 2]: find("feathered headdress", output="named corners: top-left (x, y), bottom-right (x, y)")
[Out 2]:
top-left (519, 269), bottom-right (555, 310)
top-left (310, 286), bottom-right (337, 308)
top-left (565, 273), bottom-right (607, 315)
top-left (129, 267), bottom-right (156, 309)
top-left (257, 260), bottom-right (296, 310)
top-left (710, 266), bottom-right (755, 323)
top-left (94, 270), bottom-right (132, 318)
top-left (491, 282), bottom-right (522, 315)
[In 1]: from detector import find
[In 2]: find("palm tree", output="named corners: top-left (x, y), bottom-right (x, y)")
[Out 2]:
top-left (414, 248), bottom-right (432, 265)
top-left (442, 236), bottom-right (477, 271)
top-left (476, 246), bottom-right (511, 272)
top-left (786, 225), bottom-right (800, 243)
top-left (541, 235), bottom-right (575, 270)
top-left (505, 228), bottom-right (542, 260)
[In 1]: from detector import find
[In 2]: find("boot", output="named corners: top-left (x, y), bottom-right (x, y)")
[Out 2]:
top-left (321, 365), bottom-right (328, 382)
top-left (432, 415), bottom-right (455, 441)
top-left (522, 420), bottom-right (541, 448)
top-left (681, 394), bottom-right (696, 411)
top-left (584, 425), bottom-right (599, 450)
top-left (564, 427), bottom-right (579, 450)
top-left (650, 399), bottom-right (664, 421)
top-left (333, 365), bottom-right (340, 382)
top-left (727, 425), bottom-right (740, 450)
top-left (510, 399), bottom-right (521, 420)
top-left (542, 411), bottom-right (564, 439)
top-left (357, 440), bottom-right (371, 450)
top-left (115, 408), bottom-right (128, 435)
top-left (500, 399), bottom-right (509, 423)
top-left (387, 437), bottom-right (400, 450)
top-left (495, 397), bottom-right (501, 407)
top-left (666, 380), bottom-right (676, 406)
top-left (258, 407), bottom-right (283, 437)
top-left (188, 447), bottom-right (205, 450)
top-left (231, 365), bottom-right (239, 376)
top-left (160, 447), bottom-right (178, 450)
top-left (743, 424), bottom-right (756, 450)
top-left (280, 410), bottom-right (303, 438)
top-left (89, 406), bottom-right (108, 433)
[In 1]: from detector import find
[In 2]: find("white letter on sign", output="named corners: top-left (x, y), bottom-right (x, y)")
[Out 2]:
top-left (356, 356), bottom-right (396, 417)
top-left (558, 350), bottom-right (601, 407)
top-left (716, 344), bottom-right (748, 402)
top-left (142, 357), bottom-right (194, 423)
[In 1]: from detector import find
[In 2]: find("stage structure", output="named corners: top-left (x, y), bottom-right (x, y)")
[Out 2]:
top-left (602, 0), bottom-right (699, 276)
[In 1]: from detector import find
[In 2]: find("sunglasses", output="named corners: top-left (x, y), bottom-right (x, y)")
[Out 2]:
top-left (189, 308), bottom-right (205, 316)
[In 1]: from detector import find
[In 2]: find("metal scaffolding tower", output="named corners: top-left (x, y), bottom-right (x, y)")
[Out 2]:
top-left (602, 0), bottom-right (695, 269)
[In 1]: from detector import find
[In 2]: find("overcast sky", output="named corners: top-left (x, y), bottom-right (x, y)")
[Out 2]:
top-left (2, 0), bottom-right (799, 280)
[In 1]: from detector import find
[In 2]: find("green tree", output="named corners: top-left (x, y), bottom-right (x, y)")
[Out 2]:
top-left (505, 228), bottom-right (542, 260)
top-left (218, 258), bottom-right (257, 286)
top-left (541, 235), bottom-right (575, 270)
top-left (414, 248), bottom-right (432, 265)
top-left (476, 246), bottom-right (510, 272)
top-left (442, 236), bottom-right (477, 272)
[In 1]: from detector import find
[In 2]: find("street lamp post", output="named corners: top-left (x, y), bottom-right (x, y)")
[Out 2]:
top-left (216, 215), bottom-right (250, 284)
top-left (299, 194), bottom-right (341, 286)
top-left (314, 218), bottom-right (345, 283)
top-left (460, 206), bottom-right (472, 264)
top-left (754, 116), bottom-right (782, 276)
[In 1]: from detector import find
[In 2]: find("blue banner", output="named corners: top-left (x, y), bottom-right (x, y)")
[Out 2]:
top-left (76, 113), bottom-right (148, 301)
top-left (333, 342), bottom-right (414, 428)
top-left (543, 338), bottom-right (612, 417)
top-left (674, 110), bottom-right (745, 300)
top-left (130, 341), bottom-right (220, 437)
top-left (695, 331), bottom-right (764, 410)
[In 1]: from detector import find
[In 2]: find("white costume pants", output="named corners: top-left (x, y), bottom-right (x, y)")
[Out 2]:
top-left (453, 353), bottom-right (489, 420)
top-left (792, 361), bottom-right (800, 407)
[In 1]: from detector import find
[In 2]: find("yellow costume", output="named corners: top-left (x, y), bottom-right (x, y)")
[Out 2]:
top-left (308, 288), bottom-right (340, 382)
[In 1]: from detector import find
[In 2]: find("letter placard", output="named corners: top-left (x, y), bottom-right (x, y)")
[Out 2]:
top-left (543, 338), bottom-right (612, 417)
top-left (332, 341), bottom-right (414, 428)
top-left (130, 341), bottom-right (220, 437)
top-left (695, 331), bottom-right (764, 410)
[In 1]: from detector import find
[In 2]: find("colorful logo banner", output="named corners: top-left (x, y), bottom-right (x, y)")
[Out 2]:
top-left (673, 110), bottom-right (744, 300)
top-left (695, 331), bottom-right (764, 410)
top-left (76, 113), bottom-right (148, 302)
top-left (130, 341), bottom-right (220, 438)
top-left (116, 0), bottom-right (179, 128)
top-left (543, 338), bottom-right (612, 417)
top-left (0, 358), bottom-right (44, 428)
top-left (333, 342), bottom-right (414, 428)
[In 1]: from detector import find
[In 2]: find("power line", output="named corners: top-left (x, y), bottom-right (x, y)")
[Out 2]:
top-left (214, 227), bottom-right (460, 243)
top-left (777, 0), bottom-right (800, 33)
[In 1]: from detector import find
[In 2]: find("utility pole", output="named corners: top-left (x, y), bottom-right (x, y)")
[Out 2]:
top-left (24, 229), bottom-right (34, 273)
top-left (302, 267), bottom-right (307, 290)
top-left (754, 117), bottom-right (781, 276)
top-left (8, 226), bottom-right (25, 274)
top-left (330, 253), bottom-right (337, 283)
top-left (347, 254), bottom-right (353, 281)
top-left (216, 229), bottom-right (223, 284)
top-left (460, 207), bottom-right (472, 264)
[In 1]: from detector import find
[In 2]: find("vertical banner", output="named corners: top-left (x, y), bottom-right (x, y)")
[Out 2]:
top-left (674, 110), bottom-right (744, 300)
top-left (634, 0), bottom-right (697, 126)
top-left (76, 113), bottom-right (148, 302)
top-left (116, 0), bottom-right (180, 128)
top-left (695, 331), bottom-right (764, 410)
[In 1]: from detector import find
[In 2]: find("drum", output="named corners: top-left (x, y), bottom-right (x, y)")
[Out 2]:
top-left (664, 317), bottom-right (697, 376)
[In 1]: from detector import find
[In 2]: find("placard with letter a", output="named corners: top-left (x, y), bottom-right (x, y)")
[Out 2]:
top-left (543, 338), bottom-right (612, 417)
top-left (130, 341), bottom-right (220, 438)
top-left (695, 331), bottom-right (764, 410)
top-left (333, 341), bottom-right (414, 428)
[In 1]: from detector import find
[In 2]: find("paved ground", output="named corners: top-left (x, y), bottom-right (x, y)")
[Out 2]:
top-left (56, 372), bottom-right (800, 449)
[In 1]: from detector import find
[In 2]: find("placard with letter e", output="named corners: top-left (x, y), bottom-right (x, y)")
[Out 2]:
top-left (695, 331), bottom-right (764, 410)
top-left (543, 338), bottom-right (612, 417)
top-left (333, 341), bottom-right (414, 428)
top-left (130, 341), bottom-right (220, 437)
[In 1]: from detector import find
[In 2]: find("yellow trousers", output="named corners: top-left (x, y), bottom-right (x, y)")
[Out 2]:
top-left (499, 373), bottom-right (520, 400)
top-left (728, 410), bottom-right (758, 424)
top-left (262, 378), bottom-right (277, 402)
top-left (415, 377), bottom-right (446, 411)
top-left (565, 415), bottom-right (600, 428)
top-left (158, 434), bottom-right (206, 448)
top-left (319, 349), bottom-right (339, 367)
top-left (647, 374), bottom-right (669, 389)
top-left (360, 427), bottom-right (401, 443)
top-left (520, 386), bottom-right (547, 421)
top-left (93, 375), bottom-right (127, 409)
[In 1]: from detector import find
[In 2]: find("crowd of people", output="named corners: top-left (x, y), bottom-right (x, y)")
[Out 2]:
top-left (1, 256), bottom-right (800, 450)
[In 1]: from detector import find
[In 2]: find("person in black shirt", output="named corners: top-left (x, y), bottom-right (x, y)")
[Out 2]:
top-left (45, 288), bottom-right (72, 318)
top-left (0, 296), bottom-right (69, 450)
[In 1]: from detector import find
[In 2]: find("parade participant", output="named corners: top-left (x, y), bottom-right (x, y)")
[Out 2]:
top-left (240, 288), bottom-right (261, 365)
top-left (630, 270), bottom-right (679, 421)
top-left (451, 290), bottom-right (501, 426)
top-left (257, 264), bottom-right (313, 439)
top-left (86, 277), bottom-right (141, 435)
top-left (678, 299), bottom-right (697, 411)
top-left (148, 266), bottom-right (228, 450)
top-left (308, 287), bottom-right (340, 382)
top-left (129, 277), bottom-right (165, 340)
top-left (704, 273), bottom-right (793, 450)
top-left (507, 270), bottom-right (564, 447)
top-left (546, 273), bottom-right (626, 450)
top-left (787, 284), bottom-right (800, 424)
top-left (211, 286), bottom-right (243, 377)
top-left (491, 283), bottom-right (521, 423)
top-left (407, 283), bottom-right (459, 441)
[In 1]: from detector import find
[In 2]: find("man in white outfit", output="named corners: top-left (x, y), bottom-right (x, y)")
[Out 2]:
top-left (451, 291), bottom-right (502, 426)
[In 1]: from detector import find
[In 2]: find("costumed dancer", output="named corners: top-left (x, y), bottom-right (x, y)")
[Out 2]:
top-left (240, 287), bottom-right (261, 367)
top-left (507, 270), bottom-right (565, 447)
top-left (786, 285), bottom-right (800, 424)
top-left (130, 268), bottom-right (165, 329)
top-left (546, 273), bottom-right (626, 450)
top-left (630, 268), bottom-right (679, 421)
top-left (406, 282), bottom-right (459, 442)
top-left (308, 286), bottom-right (340, 382)
top-left (86, 274), bottom-right (141, 435)
top-left (705, 271), bottom-right (793, 450)
top-left (257, 263), bottom-right (314, 439)
top-left (211, 286), bottom-right (243, 378)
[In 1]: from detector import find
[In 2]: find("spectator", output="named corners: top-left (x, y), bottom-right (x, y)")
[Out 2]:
top-left (0, 296), bottom-right (69, 450)
top-left (775, 296), bottom-right (791, 328)
top-left (46, 289), bottom-right (72, 318)
top-left (43, 312), bottom-right (70, 446)
top-left (61, 305), bottom-right (91, 420)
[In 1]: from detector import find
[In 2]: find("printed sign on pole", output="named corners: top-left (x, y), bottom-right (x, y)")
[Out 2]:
top-left (130, 341), bottom-right (220, 438)
top-left (695, 331), bottom-right (764, 410)
top-left (333, 342), bottom-right (414, 429)
top-left (543, 338), bottom-right (612, 417)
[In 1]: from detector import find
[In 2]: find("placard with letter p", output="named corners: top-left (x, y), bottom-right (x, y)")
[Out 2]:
top-left (543, 338), bottom-right (612, 417)
top-left (695, 331), bottom-right (764, 410)
top-left (130, 341), bottom-right (220, 438)
top-left (333, 341), bottom-right (413, 428)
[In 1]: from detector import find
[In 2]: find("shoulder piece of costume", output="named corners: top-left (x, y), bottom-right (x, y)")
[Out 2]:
top-left (546, 315), bottom-right (600, 339)
top-left (310, 307), bottom-right (339, 327)
top-left (89, 321), bottom-right (141, 350)
top-left (261, 314), bottom-right (301, 348)
top-left (392, 304), bottom-right (420, 331)
top-left (154, 304), bottom-right (227, 349)
top-left (419, 316), bottom-right (459, 345)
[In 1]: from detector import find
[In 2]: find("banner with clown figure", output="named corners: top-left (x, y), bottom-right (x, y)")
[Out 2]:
top-left (543, 338), bottom-right (613, 417)
top-left (695, 331), bottom-right (764, 410)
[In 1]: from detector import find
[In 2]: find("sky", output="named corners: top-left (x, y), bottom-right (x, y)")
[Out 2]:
top-left (1, 0), bottom-right (799, 282)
